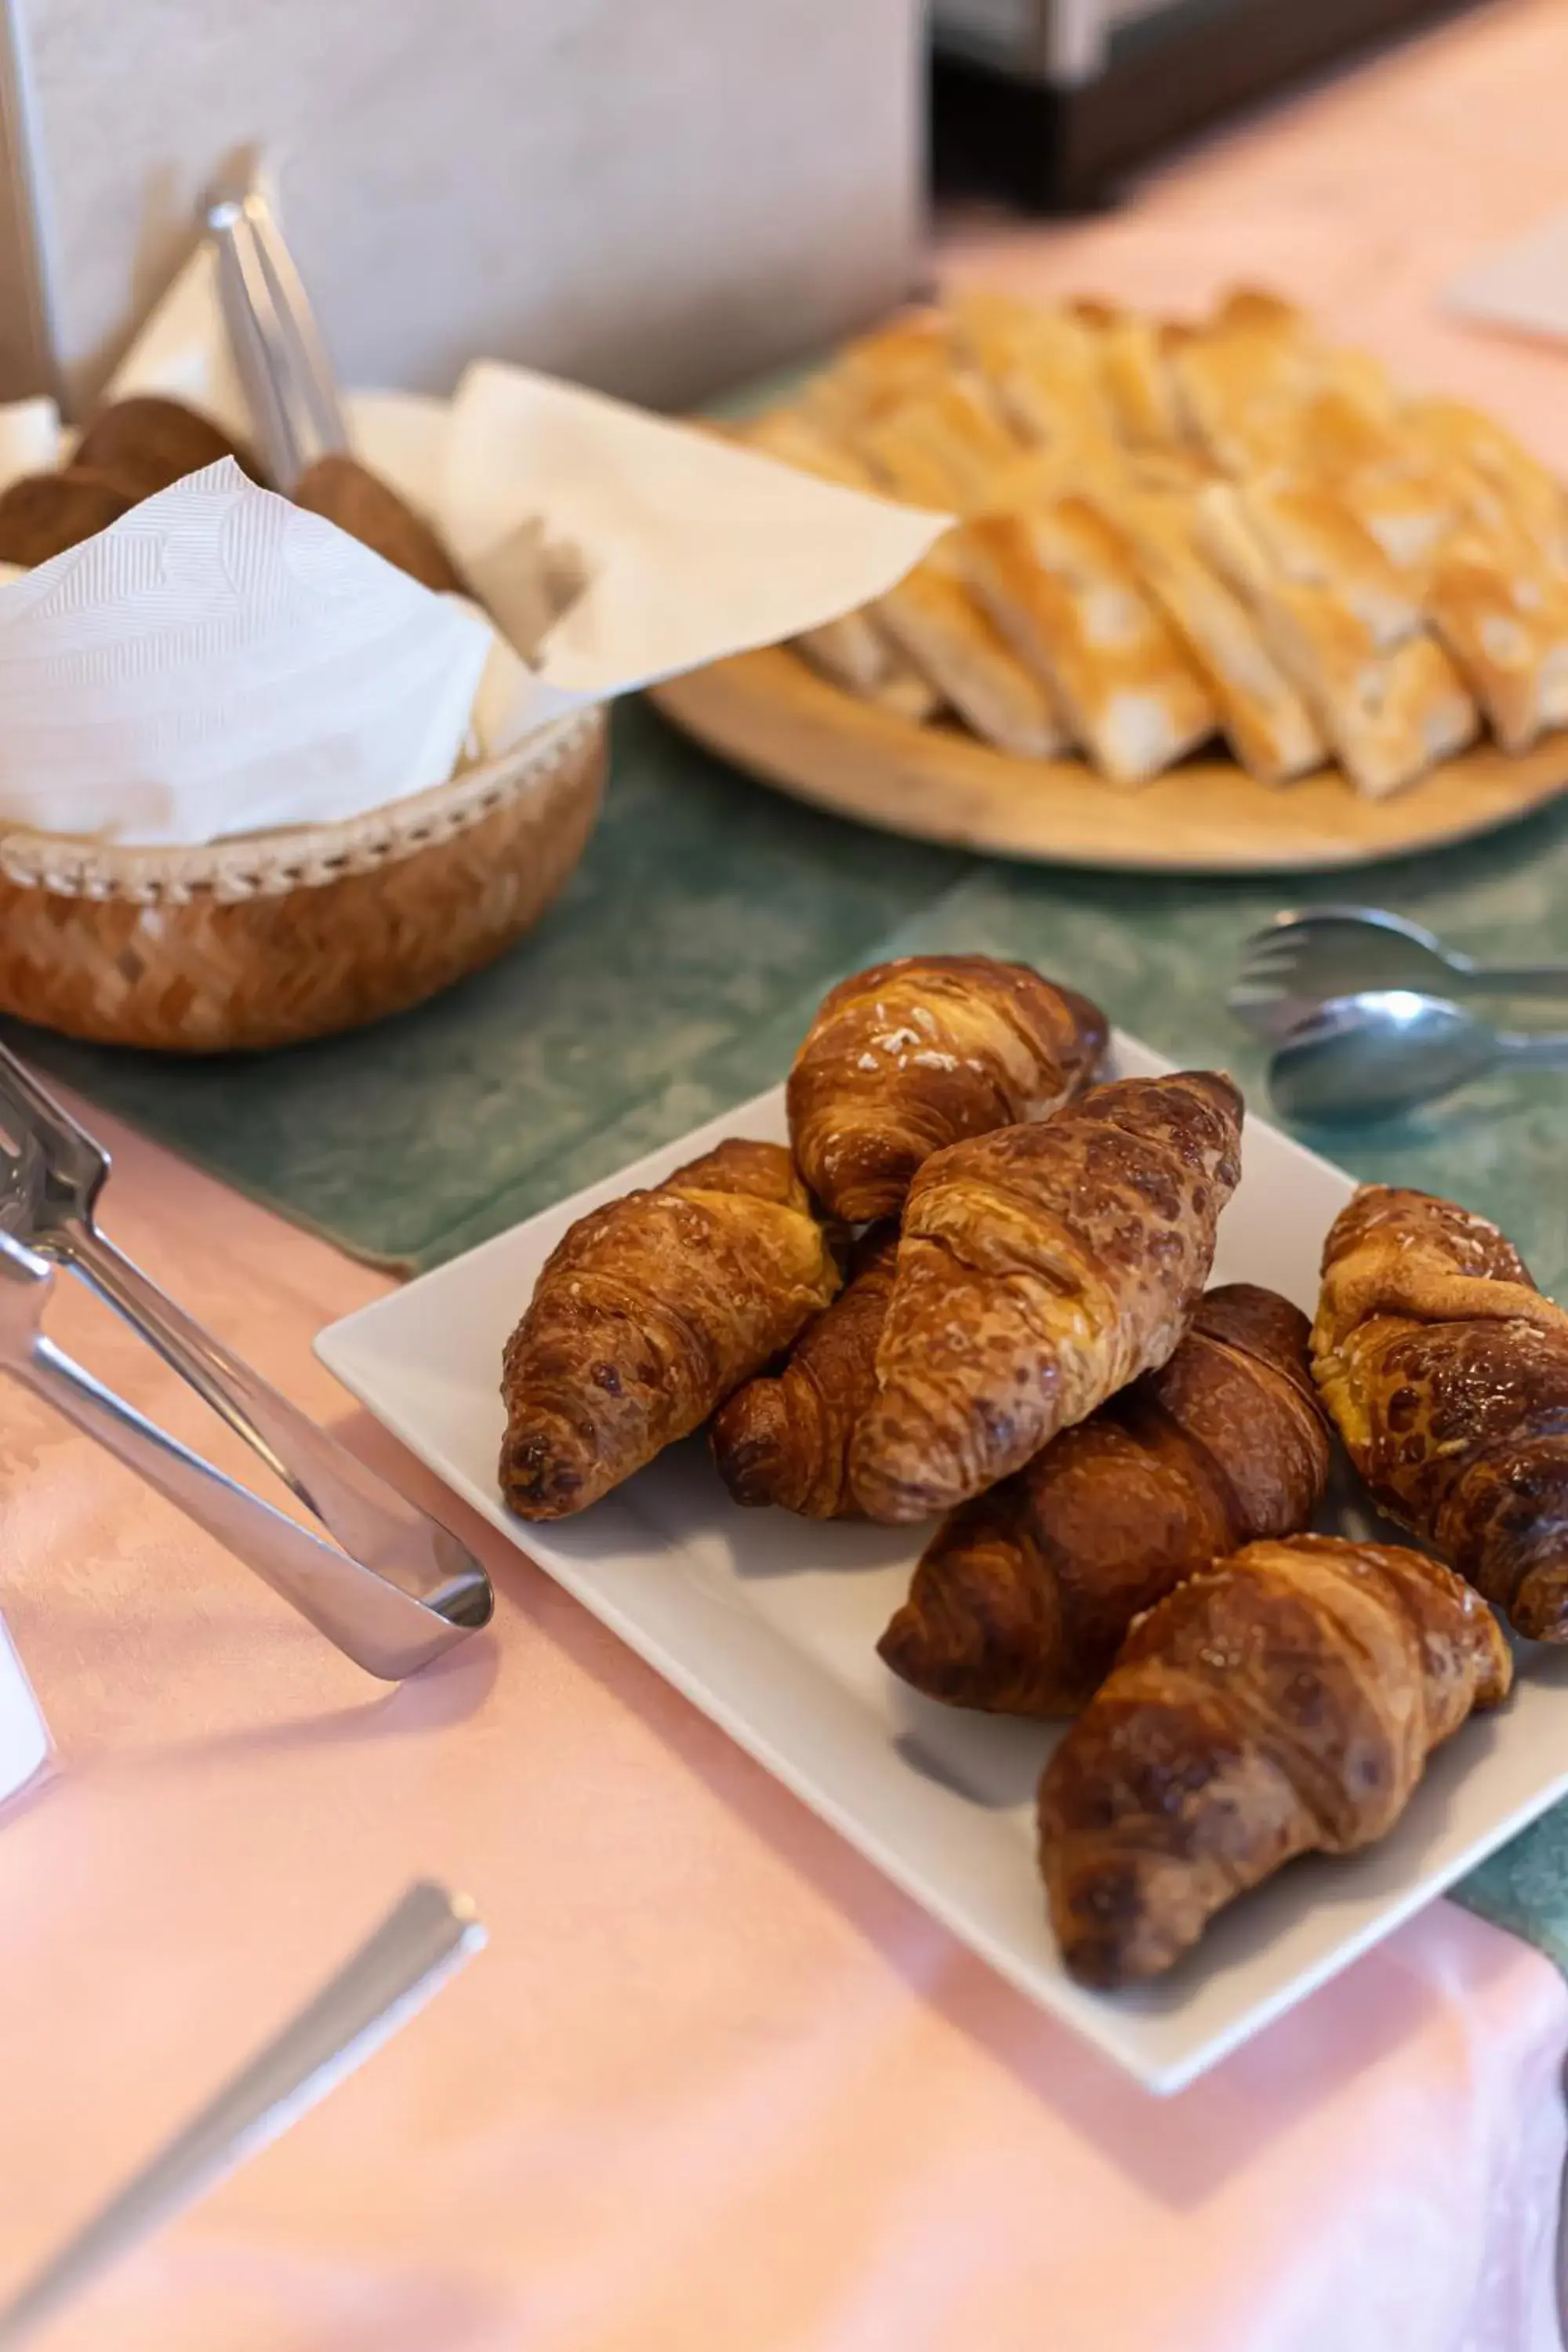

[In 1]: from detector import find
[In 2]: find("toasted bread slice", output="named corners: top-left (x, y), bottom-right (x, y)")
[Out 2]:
top-left (1167, 292), bottom-right (1322, 474)
top-left (801, 311), bottom-right (954, 434)
top-left (854, 376), bottom-right (1025, 512)
top-left (962, 497), bottom-right (1218, 784)
top-left (1195, 480), bottom-right (1477, 796)
top-left (1069, 300), bottom-right (1186, 453)
top-left (876, 547), bottom-right (1068, 755)
top-left (950, 289), bottom-right (1118, 456)
top-left (1425, 519), bottom-right (1568, 753)
top-left (740, 407), bottom-right (944, 719)
top-left (1404, 397), bottom-right (1568, 568)
top-left (1103, 483), bottom-right (1325, 782)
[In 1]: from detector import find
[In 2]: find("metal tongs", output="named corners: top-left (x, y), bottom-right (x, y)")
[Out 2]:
top-left (203, 162), bottom-right (349, 492)
top-left (204, 156), bottom-right (590, 662)
top-left (0, 1045), bottom-right (492, 1679)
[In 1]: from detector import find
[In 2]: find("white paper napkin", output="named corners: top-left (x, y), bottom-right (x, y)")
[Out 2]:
top-left (437, 360), bottom-right (948, 727)
top-left (0, 460), bottom-right (499, 844)
top-left (0, 245), bottom-right (946, 844)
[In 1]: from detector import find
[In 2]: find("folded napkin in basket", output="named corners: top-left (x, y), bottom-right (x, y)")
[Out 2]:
top-left (0, 249), bottom-right (946, 848)
top-left (0, 462), bottom-right (499, 844)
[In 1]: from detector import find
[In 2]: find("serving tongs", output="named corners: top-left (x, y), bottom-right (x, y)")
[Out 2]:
top-left (0, 1045), bottom-right (492, 1679)
top-left (204, 157), bottom-right (590, 661)
top-left (203, 161), bottom-right (349, 492)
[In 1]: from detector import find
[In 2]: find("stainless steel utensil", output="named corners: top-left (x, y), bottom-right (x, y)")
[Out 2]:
top-left (1230, 906), bottom-right (1568, 1043)
top-left (0, 1046), bottom-right (492, 1679)
top-left (1266, 989), bottom-right (1568, 1124)
top-left (204, 163), bottom-right (349, 492)
top-left (0, 1882), bottom-right (485, 2348)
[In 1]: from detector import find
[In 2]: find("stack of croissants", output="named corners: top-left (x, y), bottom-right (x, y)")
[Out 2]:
top-left (499, 954), bottom-right (1568, 1989)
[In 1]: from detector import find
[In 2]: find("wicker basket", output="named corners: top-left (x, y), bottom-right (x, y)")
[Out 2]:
top-left (0, 708), bottom-right (607, 1051)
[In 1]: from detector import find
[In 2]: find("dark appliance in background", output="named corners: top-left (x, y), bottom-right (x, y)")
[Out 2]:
top-left (931, 0), bottom-right (1480, 212)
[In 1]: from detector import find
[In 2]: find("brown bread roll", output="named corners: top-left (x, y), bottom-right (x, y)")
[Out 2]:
top-left (292, 453), bottom-right (466, 593)
top-left (0, 466), bottom-right (140, 566)
top-left (73, 394), bottom-right (258, 498)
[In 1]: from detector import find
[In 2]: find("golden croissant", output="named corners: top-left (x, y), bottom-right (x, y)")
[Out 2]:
top-left (1040, 1533), bottom-right (1512, 1986)
top-left (880, 1283), bottom-right (1330, 1714)
top-left (786, 954), bottom-right (1107, 1224)
top-left (1312, 1183), bottom-right (1568, 1639)
top-left (851, 1069), bottom-right (1243, 1523)
top-left (499, 1138), bottom-right (840, 1519)
top-left (711, 1226), bottom-right (898, 1518)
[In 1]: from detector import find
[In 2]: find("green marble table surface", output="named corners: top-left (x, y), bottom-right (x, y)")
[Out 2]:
top-left (13, 697), bottom-right (1568, 1974)
top-left (18, 698), bottom-right (1568, 1284)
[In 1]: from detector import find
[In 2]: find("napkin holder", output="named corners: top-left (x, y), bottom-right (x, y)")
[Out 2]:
top-left (0, 707), bottom-right (605, 1051)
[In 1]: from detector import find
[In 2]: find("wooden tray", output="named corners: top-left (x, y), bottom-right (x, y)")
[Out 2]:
top-left (652, 647), bottom-right (1568, 875)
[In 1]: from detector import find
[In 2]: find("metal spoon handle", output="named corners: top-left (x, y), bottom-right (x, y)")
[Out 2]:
top-left (0, 1883), bottom-right (485, 2350)
top-left (7, 1332), bottom-right (465, 1680)
top-left (1462, 961), bottom-right (1568, 996)
top-left (68, 1222), bottom-right (481, 1614)
top-left (1497, 1030), bottom-right (1568, 1069)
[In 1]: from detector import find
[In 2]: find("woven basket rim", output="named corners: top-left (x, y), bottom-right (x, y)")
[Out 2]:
top-left (0, 706), bottom-right (605, 903)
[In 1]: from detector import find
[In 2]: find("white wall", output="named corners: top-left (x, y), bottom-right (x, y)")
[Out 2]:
top-left (5, 0), bottom-right (924, 414)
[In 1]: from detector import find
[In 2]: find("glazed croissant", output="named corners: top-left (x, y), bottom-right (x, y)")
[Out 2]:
top-left (1040, 1533), bottom-right (1512, 1986)
top-left (499, 1138), bottom-right (840, 1519)
top-left (880, 1283), bottom-right (1330, 1715)
top-left (851, 1070), bottom-right (1243, 1523)
top-left (786, 954), bottom-right (1108, 1224)
top-left (712, 1226), bottom-right (898, 1518)
top-left (1312, 1184), bottom-right (1568, 1639)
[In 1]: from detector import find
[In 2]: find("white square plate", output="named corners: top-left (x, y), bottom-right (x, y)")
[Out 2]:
top-left (317, 1036), bottom-right (1568, 2092)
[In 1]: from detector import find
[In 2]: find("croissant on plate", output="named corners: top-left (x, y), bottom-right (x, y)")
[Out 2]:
top-left (880, 1283), bottom-right (1330, 1715)
top-left (1312, 1184), bottom-right (1568, 1639)
top-left (1040, 1533), bottom-right (1512, 1986)
top-left (786, 954), bottom-right (1108, 1224)
top-left (851, 1069), bottom-right (1243, 1523)
top-left (499, 1138), bottom-right (840, 1519)
top-left (711, 1225), bottom-right (898, 1518)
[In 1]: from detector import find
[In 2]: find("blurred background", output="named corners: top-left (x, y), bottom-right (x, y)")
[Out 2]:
top-left (0, 0), bottom-right (1482, 418)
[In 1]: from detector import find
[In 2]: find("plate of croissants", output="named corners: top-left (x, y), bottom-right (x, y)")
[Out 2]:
top-left (319, 953), bottom-right (1568, 2089)
top-left (652, 286), bottom-right (1568, 873)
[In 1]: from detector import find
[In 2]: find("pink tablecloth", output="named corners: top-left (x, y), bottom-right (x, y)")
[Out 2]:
top-left (0, 1100), bottom-right (1563, 2352)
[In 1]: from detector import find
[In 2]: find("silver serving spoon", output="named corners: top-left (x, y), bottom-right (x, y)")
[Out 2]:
top-left (0, 1882), bottom-right (484, 2348)
top-left (1267, 989), bottom-right (1568, 1125)
top-left (1231, 906), bottom-right (1568, 1044)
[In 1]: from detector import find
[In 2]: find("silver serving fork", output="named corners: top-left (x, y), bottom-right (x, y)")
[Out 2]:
top-left (1229, 905), bottom-right (1568, 1043)
top-left (0, 1044), bottom-right (492, 1679)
